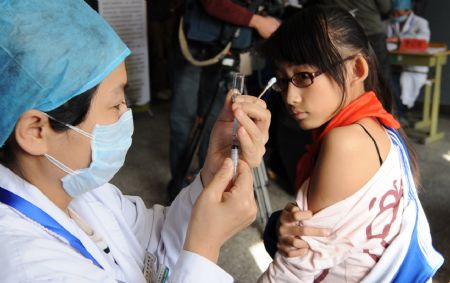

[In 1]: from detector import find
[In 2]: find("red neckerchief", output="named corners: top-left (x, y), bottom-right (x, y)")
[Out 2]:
top-left (294, 91), bottom-right (401, 191)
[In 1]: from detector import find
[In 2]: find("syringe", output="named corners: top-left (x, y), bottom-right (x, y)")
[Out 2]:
top-left (231, 76), bottom-right (277, 182)
top-left (231, 72), bottom-right (244, 182)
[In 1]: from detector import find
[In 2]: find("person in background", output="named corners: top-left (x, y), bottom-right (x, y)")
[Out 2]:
top-left (168, 0), bottom-right (280, 199)
top-left (412, 0), bottom-right (429, 17)
top-left (387, 0), bottom-right (431, 121)
top-left (318, 0), bottom-right (393, 88)
top-left (258, 5), bottom-right (442, 282)
top-left (0, 1), bottom-right (271, 282)
top-left (147, 0), bottom-right (182, 101)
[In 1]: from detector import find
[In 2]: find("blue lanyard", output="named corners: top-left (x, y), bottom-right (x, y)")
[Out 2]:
top-left (0, 186), bottom-right (103, 270)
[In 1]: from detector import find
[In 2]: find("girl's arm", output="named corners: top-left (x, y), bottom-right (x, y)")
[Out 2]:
top-left (308, 123), bottom-right (389, 213)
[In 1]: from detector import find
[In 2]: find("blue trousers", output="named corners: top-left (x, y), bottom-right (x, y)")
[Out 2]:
top-left (169, 44), bottom-right (227, 177)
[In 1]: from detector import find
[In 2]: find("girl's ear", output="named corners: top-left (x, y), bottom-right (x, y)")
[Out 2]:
top-left (15, 110), bottom-right (52, 156)
top-left (351, 55), bottom-right (369, 84)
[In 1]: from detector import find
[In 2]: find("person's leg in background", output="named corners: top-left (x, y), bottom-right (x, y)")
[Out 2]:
top-left (391, 68), bottom-right (409, 126)
top-left (168, 43), bottom-right (226, 200)
top-left (169, 44), bottom-right (202, 177)
top-left (148, 20), bottom-right (172, 100)
top-left (197, 62), bottom-right (227, 167)
top-left (147, 0), bottom-right (172, 100)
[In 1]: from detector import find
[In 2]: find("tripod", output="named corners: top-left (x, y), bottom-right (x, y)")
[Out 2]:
top-left (253, 160), bottom-right (272, 228)
top-left (168, 61), bottom-right (272, 228)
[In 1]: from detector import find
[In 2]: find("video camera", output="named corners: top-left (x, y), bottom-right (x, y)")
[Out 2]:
top-left (183, 0), bottom-right (285, 52)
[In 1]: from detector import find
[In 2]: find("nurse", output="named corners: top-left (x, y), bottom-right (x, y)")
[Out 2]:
top-left (386, 0), bottom-right (431, 113)
top-left (0, 1), bottom-right (270, 282)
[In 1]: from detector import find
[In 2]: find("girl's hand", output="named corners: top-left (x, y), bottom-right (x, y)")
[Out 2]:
top-left (201, 90), bottom-right (271, 188)
top-left (185, 159), bottom-right (257, 263)
top-left (277, 202), bottom-right (330, 257)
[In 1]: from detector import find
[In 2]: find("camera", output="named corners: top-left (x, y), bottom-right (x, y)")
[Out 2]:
top-left (183, 0), bottom-right (285, 52)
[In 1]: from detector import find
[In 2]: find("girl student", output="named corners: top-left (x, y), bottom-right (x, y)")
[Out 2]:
top-left (258, 5), bottom-right (443, 282)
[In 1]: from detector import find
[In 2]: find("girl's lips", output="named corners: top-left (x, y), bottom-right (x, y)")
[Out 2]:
top-left (293, 111), bottom-right (307, 120)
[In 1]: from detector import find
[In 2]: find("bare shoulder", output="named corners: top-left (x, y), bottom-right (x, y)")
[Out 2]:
top-left (321, 125), bottom-right (367, 156)
top-left (307, 120), bottom-right (390, 213)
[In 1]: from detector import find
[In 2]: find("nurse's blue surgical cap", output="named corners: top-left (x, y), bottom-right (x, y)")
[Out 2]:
top-left (393, 0), bottom-right (412, 10)
top-left (0, 0), bottom-right (131, 146)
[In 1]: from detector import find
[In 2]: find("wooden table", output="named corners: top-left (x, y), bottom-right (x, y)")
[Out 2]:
top-left (390, 43), bottom-right (449, 144)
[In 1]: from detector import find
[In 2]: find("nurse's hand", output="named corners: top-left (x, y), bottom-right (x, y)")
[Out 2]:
top-left (184, 158), bottom-right (256, 263)
top-left (386, 36), bottom-right (399, 43)
top-left (201, 91), bottom-right (270, 188)
top-left (277, 202), bottom-right (330, 257)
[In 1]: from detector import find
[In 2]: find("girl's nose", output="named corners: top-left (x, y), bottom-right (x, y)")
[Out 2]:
top-left (285, 84), bottom-right (302, 106)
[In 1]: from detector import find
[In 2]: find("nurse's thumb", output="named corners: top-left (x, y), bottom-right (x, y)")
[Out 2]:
top-left (205, 158), bottom-right (233, 200)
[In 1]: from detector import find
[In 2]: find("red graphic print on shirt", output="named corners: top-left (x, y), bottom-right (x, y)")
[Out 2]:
top-left (364, 179), bottom-right (404, 262)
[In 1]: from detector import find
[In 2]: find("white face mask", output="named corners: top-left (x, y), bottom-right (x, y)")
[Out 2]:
top-left (44, 109), bottom-right (134, 197)
top-left (393, 14), bottom-right (408, 23)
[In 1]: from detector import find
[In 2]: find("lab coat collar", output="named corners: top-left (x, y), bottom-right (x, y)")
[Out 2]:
top-left (0, 164), bottom-right (116, 275)
top-left (397, 12), bottom-right (415, 35)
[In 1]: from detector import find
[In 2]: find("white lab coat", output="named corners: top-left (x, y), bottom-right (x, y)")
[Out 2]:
top-left (386, 13), bottom-right (431, 108)
top-left (0, 164), bottom-right (233, 283)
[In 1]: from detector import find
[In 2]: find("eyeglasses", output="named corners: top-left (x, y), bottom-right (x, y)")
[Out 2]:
top-left (272, 70), bottom-right (324, 92)
top-left (272, 55), bottom-right (356, 93)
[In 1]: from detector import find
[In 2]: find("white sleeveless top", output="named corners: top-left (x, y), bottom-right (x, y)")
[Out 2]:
top-left (260, 138), bottom-right (405, 282)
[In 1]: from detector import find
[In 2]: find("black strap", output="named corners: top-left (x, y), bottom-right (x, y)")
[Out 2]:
top-left (355, 123), bottom-right (383, 166)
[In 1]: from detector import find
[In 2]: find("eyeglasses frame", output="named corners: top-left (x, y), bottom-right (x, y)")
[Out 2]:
top-left (272, 55), bottom-right (357, 93)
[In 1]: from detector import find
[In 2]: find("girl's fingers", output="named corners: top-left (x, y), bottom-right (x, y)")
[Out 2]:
top-left (278, 246), bottom-right (308, 258)
top-left (280, 205), bottom-right (302, 225)
top-left (279, 236), bottom-right (310, 249)
top-left (295, 226), bottom-right (331, 237)
top-left (279, 222), bottom-right (330, 237)
top-left (292, 210), bottom-right (313, 221)
top-left (285, 202), bottom-right (299, 212)
top-left (277, 238), bottom-right (308, 258)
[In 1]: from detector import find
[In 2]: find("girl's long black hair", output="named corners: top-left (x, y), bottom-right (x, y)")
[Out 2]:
top-left (259, 5), bottom-right (420, 188)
